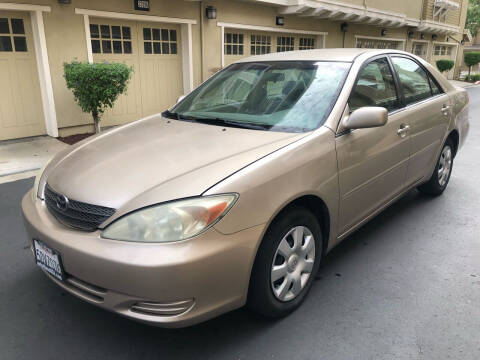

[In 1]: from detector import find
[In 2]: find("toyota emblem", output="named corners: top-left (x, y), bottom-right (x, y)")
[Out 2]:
top-left (55, 194), bottom-right (69, 211)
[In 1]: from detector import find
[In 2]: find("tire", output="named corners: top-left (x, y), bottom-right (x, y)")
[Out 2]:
top-left (417, 138), bottom-right (454, 196)
top-left (248, 206), bottom-right (322, 318)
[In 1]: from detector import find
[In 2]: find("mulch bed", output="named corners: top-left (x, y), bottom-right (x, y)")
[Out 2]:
top-left (57, 132), bottom-right (94, 145)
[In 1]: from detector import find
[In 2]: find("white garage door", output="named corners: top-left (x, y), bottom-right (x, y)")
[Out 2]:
top-left (90, 18), bottom-right (183, 127)
top-left (432, 43), bottom-right (456, 79)
top-left (355, 37), bottom-right (405, 50)
top-left (224, 30), bottom-right (321, 67)
top-left (0, 12), bottom-right (45, 141)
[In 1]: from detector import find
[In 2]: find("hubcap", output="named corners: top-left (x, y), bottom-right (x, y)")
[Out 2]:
top-left (271, 226), bottom-right (315, 302)
top-left (438, 145), bottom-right (452, 187)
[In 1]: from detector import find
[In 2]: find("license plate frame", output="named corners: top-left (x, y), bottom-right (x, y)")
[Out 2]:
top-left (33, 239), bottom-right (64, 281)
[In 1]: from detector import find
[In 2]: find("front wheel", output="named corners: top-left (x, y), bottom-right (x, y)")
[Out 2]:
top-left (248, 206), bottom-right (322, 318)
top-left (417, 139), bottom-right (454, 196)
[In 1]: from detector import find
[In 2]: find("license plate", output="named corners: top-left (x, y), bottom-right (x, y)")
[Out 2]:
top-left (33, 239), bottom-right (64, 281)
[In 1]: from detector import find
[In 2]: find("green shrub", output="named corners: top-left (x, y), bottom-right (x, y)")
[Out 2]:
top-left (464, 52), bottom-right (480, 77)
top-left (465, 73), bottom-right (480, 82)
top-left (436, 59), bottom-right (454, 74)
top-left (64, 61), bottom-right (133, 133)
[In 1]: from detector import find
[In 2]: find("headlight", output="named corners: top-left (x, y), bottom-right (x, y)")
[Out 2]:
top-left (101, 194), bottom-right (238, 243)
top-left (33, 157), bottom-right (53, 201)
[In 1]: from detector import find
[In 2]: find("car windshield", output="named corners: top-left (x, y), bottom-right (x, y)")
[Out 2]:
top-left (169, 61), bottom-right (351, 132)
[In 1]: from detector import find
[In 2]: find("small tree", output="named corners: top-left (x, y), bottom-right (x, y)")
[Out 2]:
top-left (464, 52), bottom-right (480, 77)
top-left (436, 59), bottom-right (454, 75)
top-left (64, 61), bottom-right (133, 133)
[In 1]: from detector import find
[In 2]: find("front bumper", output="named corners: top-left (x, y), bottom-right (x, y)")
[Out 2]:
top-left (22, 190), bottom-right (265, 328)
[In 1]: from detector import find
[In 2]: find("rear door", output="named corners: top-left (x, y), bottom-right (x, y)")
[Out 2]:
top-left (390, 56), bottom-right (451, 187)
top-left (336, 56), bottom-right (410, 236)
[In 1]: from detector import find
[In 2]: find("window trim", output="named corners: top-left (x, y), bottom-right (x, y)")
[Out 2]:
top-left (346, 55), bottom-right (402, 115)
top-left (388, 54), bottom-right (445, 108)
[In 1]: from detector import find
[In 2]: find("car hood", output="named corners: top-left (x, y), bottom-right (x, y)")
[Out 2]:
top-left (45, 116), bottom-right (307, 212)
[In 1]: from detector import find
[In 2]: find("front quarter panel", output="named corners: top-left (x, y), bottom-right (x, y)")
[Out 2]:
top-left (205, 127), bottom-right (339, 251)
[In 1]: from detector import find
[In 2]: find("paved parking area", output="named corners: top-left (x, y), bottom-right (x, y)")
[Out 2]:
top-left (0, 88), bottom-right (479, 360)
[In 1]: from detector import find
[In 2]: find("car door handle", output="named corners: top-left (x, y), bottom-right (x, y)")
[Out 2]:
top-left (397, 124), bottom-right (410, 137)
top-left (441, 104), bottom-right (451, 115)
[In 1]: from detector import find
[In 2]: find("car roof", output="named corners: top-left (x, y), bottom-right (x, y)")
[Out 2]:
top-left (234, 48), bottom-right (411, 63)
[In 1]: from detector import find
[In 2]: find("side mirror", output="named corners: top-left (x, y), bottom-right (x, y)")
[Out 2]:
top-left (342, 106), bottom-right (388, 130)
top-left (177, 94), bottom-right (186, 103)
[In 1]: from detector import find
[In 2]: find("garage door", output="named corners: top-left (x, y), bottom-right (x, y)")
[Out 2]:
top-left (224, 30), bottom-right (320, 67)
top-left (355, 37), bottom-right (404, 50)
top-left (0, 12), bottom-right (45, 141)
top-left (411, 41), bottom-right (429, 60)
top-left (90, 18), bottom-right (183, 127)
top-left (432, 44), bottom-right (456, 79)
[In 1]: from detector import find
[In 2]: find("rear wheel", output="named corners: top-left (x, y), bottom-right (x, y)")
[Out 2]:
top-left (417, 139), bottom-right (454, 196)
top-left (248, 206), bottom-right (322, 317)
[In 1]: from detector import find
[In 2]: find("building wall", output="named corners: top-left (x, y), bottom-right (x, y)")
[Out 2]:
top-left (0, 0), bottom-right (470, 139)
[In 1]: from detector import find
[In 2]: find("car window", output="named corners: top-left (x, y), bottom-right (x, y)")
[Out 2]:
top-left (348, 57), bottom-right (399, 113)
top-left (428, 76), bottom-right (442, 96)
top-left (391, 57), bottom-right (432, 105)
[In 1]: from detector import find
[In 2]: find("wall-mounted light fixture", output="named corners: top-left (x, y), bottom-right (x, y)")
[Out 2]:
top-left (420, 33), bottom-right (425, 40)
top-left (432, 34), bottom-right (438, 41)
top-left (340, 22), bottom-right (348, 32)
top-left (381, 29), bottom-right (387, 37)
top-left (408, 31), bottom-right (414, 39)
top-left (276, 16), bottom-right (284, 26)
top-left (205, 6), bottom-right (217, 20)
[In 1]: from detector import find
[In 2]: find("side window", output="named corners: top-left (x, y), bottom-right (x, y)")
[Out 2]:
top-left (391, 57), bottom-right (432, 105)
top-left (348, 57), bottom-right (399, 112)
top-left (428, 76), bottom-right (442, 96)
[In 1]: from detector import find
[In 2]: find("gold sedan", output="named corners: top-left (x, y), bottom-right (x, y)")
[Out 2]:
top-left (22, 49), bottom-right (469, 327)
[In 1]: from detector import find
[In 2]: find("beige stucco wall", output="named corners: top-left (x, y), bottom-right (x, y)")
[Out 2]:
top-left (0, 0), bottom-right (471, 136)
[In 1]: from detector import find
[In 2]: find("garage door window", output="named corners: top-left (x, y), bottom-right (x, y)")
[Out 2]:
top-left (299, 38), bottom-right (315, 50)
top-left (90, 24), bottom-right (132, 54)
top-left (224, 33), bottom-right (244, 55)
top-left (277, 36), bottom-right (294, 52)
top-left (251, 35), bottom-right (271, 55)
top-left (144, 27), bottom-right (177, 55)
top-left (0, 18), bottom-right (27, 52)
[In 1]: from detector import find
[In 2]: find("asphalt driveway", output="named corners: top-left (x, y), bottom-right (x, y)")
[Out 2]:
top-left (1, 87), bottom-right (479, 360)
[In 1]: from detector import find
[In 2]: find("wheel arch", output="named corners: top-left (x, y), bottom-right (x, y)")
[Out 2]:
top-left (447, 129), bottom-right (459, 157)
top-left (259, 194), bottom-right (331, 259)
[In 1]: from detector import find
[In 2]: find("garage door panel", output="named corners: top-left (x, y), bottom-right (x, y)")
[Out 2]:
top-left (91, 19), bottom-right (183, 127)
top-left (141, 58), bottom-right (182, 115)
top-left (0, 58), bottom-right (17, 128)
top-left (91, 19), bottom-right (143, 127)
top-left (139, 22), bottom-right (183, 116)
top-left (0, 12), bottom-right (45, 140)
top-left (16, 58), bottom-right (42, 126)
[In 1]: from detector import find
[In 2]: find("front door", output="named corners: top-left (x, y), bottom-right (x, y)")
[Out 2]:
top-left (336, 56), bottom-right (410, 236)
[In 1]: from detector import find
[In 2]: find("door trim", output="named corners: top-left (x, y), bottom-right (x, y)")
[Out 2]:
top-left (0, 3), bottom-right (58, 137)
top-left (75, 8), bottom-right (196, 94)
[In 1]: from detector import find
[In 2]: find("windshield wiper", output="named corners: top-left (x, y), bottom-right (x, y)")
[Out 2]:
top-left (162, 110), bottom-right (199, 121)
top-left (162, 111), bottom-right (271, 130)
top-left (192, 117), bottom-right (272, 130)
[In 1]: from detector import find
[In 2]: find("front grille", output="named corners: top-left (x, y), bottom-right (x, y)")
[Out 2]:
top-left (44, 184), bottom-right (115, 231)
